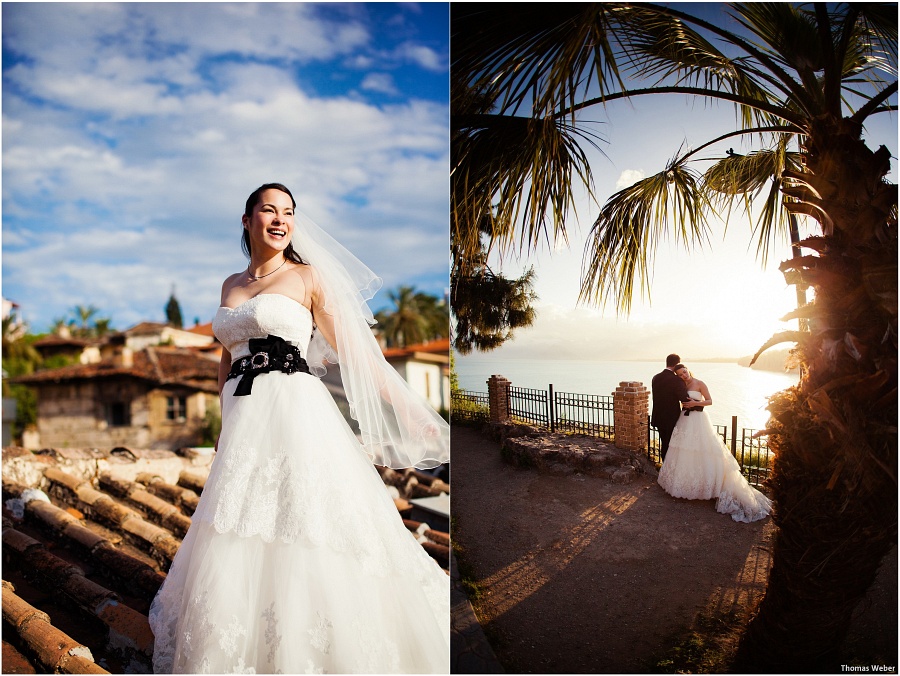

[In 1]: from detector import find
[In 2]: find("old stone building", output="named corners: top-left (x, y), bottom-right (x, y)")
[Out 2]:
top-left (13, 347), bottom-right (219, 450)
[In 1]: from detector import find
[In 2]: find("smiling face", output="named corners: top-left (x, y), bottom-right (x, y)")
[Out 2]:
top-left (242, 188), bottom-right (295, 256)
top-left (676, 366), bottom-right (691, 382)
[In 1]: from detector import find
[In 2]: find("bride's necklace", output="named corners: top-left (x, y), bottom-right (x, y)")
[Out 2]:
top-left (247, 258), bottom-right (287, 281)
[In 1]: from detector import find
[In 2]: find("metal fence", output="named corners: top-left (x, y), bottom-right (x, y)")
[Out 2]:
top-left (646, 415), bottom-right (773, 488)
top-left (450, 389), bottom-right (490, 423)
top-left (553, 388), bottom-right (615, 438)
top-left (508, 386), bottom-right (551, 428)
top-left (454, 384), bottom-right (772, 488)
top-left (454, 383), bottom-right (616, 440)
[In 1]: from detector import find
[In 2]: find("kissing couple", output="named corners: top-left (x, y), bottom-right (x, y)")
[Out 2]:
top-left (651, 353), bottom-right (771, 523)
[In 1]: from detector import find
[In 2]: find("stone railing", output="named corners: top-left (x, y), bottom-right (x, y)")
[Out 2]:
top-left (483, 375), bottom-right (649, 452)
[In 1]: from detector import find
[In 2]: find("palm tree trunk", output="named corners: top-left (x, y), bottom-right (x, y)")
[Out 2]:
top-left (735, 124), bottom-right (897, 672)
top-left (788, 214), bottom-right (808, 332)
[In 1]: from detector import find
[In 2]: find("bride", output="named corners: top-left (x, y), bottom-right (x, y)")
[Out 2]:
top-left (657, 364), bottom-right (771, 523)
top-left (148, 183), bottom-right (450, 673)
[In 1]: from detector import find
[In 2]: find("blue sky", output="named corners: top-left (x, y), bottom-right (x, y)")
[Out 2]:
top-left (3, 2), bottom-right (449, 333)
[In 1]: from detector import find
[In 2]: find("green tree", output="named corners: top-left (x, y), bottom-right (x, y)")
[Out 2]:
top-left (452, 255), bottom-right (537, 353)
top-left (166, 289), bottom-right (184, 328)
top-left (73, 304), bottom-right (99, 337)
top-left (57, 305), bottom-right (113, 339)
top-left (2, 314), bottom-right (42, 440)
top-left (376, 286), bottom-right (449, 348)
top-left (453, 3), bottom-right (896, 671)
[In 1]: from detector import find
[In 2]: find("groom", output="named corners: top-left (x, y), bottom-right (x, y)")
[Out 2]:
top-left (651, 353), bottom-right (692, 461)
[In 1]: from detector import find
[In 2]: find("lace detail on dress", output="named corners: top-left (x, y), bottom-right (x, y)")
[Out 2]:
top-left (219, 615), bottom-right (248, 659)
top-left (148, 573), bottom-right (180, 673)
top-left (717, 488), bottom-right (772, 524)
top-left (199, 435), bottom-right (422, 577)
top-left (305, 658), bottom-right (325, 675)
top-left (308, 612), bottom-right (333, 655)
top-left (262, 602), bottom-right (282, 665)
top-left (214, 294), bottom-right (313, 361)
top-left (184, 592), bottom-right (215, 667)
top-left (351, 617), bottom-right (400, 673)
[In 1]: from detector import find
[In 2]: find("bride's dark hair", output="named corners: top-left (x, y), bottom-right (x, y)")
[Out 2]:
top-left (242, 182), bottom-right (306, 264)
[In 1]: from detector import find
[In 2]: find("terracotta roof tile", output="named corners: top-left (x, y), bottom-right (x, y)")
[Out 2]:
top-left (1, 581), bottom-right (109, 674)
top-left (43, 467), bottom-right (183, 568)
top-left (123, 322), bottom-right (168, 336)
top-left (2, 522), bottom-right (153, 663)
top-left (98, 472), bottom-right (191, 538)
top-left (12, 346), bottom-right (218, 393)
top-left (3, 637), bottom-right (38, 674)
top-left (32, 335), bottom-right (92, 349)
top-left (187, 322), bottom-right (215, 337)
top-left (382, 337), bottom-right (450, 359)
top-left (134, 473), bottom-right (200, 515)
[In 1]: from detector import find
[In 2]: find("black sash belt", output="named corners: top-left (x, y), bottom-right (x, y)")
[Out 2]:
top-left (683, 407), bottom-right (704, 416)
top-left (227, 334), bottom-right (310, 396)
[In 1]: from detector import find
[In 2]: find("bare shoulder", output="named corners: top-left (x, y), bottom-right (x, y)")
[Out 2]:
top-left (283, 262), bottom-right (318, 289)
top-left (277, 262), bottom-right (316, 306)
top-left (220, 272), bottom-right (244, 300)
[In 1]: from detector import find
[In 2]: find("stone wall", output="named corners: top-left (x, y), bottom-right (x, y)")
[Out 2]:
top-left (33, 380), bottom-right (218, 451)
top-left (146, 390), bottom-right (217, 450)
top-left (36, 380), bottom-right (150, 449)
top-left (613, 381), bottom-right (649, 452)
top-left (482, 375), bottom-right (650, 451)
top-left (487, 375), bottom-right (511, 423)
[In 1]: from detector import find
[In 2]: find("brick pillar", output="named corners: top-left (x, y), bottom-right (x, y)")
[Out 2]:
top-left (487, 375), bottom-right (511, 423)
top-left (613, 381), bottom-right (649, 452)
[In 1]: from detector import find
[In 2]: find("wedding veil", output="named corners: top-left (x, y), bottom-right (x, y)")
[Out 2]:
top-left (292, 210), bottom-right (450, 470)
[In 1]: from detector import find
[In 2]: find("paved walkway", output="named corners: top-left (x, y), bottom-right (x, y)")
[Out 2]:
top-left (450, 425), bottom-right (896, 673)
top-left (450, 551), bottom-right (504, 674)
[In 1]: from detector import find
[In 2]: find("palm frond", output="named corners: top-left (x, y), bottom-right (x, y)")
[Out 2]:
top-left (730, 3), bottom-right (826, 115)
top-left (731, 4), bottom-right (822, 72)
top-left (452, 4), bottom-right (624, 118)
top-left (702, 135), bottom-right (801, 265)
top-left (579, 153), bottom-right (711, 313)
top-left (857, 3), bottom-right (898, 70)
top-left (612, 7), bottom-right (783, 129)
top-left (704, 148), bottom-right (783, 198)
top-left (453, 112), bottom-right (603, 263)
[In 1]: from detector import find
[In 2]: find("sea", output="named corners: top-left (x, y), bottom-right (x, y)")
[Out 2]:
top-left (455, 356), bottom-right (800, 432)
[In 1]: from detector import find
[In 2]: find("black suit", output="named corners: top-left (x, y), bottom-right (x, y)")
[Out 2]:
top-left (651, 368), bottom-right (689, 461)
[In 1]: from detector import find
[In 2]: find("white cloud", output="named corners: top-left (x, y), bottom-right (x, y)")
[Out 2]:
top-left (615, 169), bottom-right (645, 190)
top-left (2, 3), bottom-right (449, 331)
top-left (360, 73), bottom-right (399, 95)
top-left (396, 43), bottom-right (445, 72)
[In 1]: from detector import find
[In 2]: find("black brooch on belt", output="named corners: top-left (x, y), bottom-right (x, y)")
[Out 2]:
top-left (227, 334), bottom-right (310, 396)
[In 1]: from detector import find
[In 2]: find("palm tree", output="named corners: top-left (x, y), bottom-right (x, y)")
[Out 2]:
top-left (453, 3), bottom-right (896, 671)
top-left (376, 286), bottom-right (449, 348)
top-left (72, 304), bottom-right (99, 337)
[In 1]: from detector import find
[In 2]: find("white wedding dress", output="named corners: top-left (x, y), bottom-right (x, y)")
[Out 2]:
top-left (148, 294), bottom-right (449, 674)
top-left (657, 391), bottom-right (771, 523)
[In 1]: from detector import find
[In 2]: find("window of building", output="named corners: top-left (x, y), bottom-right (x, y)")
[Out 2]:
top-left (106, 402), bottom-right (131, 427)
top-left (167, 396), bottom-right (187, 422)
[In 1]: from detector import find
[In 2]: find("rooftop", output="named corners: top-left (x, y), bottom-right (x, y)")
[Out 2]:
top-left (382, 337), bottom-right (451, 360)
top-left (12, 346), bottom-right (219, 393)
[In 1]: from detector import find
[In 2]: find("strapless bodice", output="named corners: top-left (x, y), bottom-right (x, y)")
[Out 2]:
top-left (213, 294), bottom-right (313, 361)
top-left (687, 389), bottom-right (702, 400)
